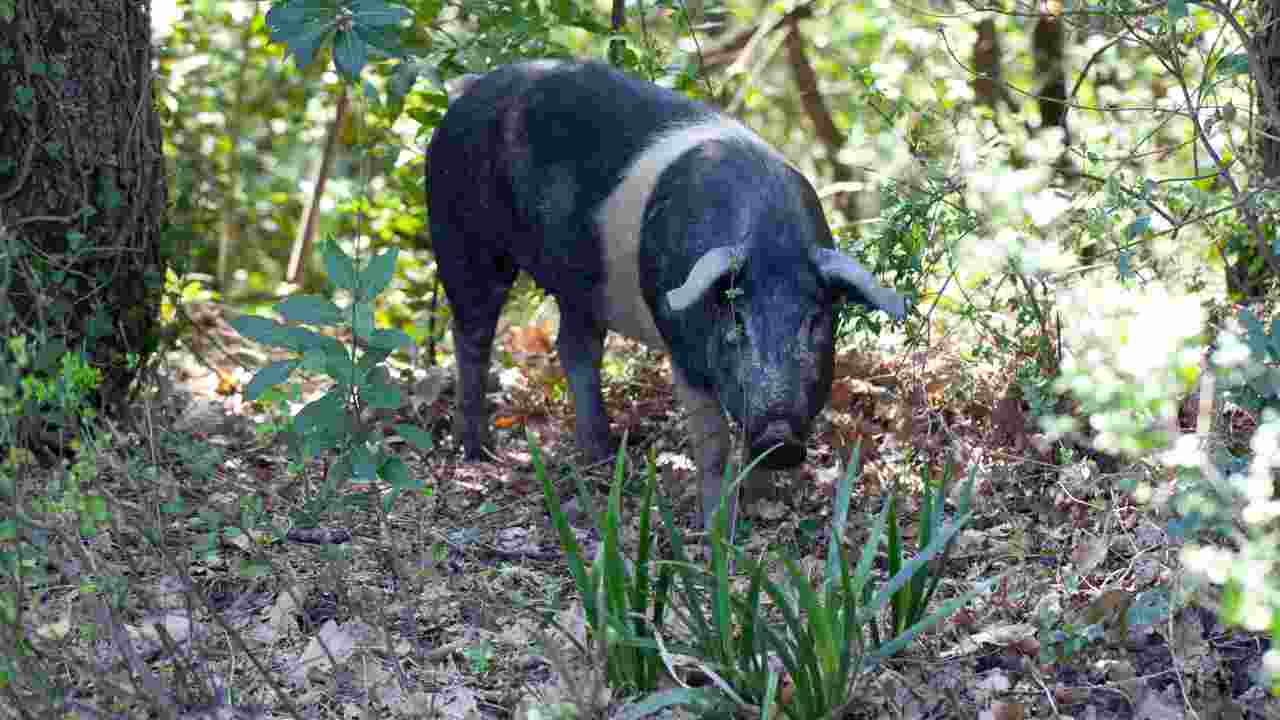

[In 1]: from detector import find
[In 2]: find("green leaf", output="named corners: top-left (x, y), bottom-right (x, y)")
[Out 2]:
top-left (363, 79), bottom-right (381, 108)
top-left (238, 559), bottom-right (274, 579)
top-left (245, 359), bottom-right (300, 400)
top-left (1125, 215), bottom-right (1151, 240)
top-left (1240, 308), bottom-right (1269, 357)
top-left (97, 172), bottom-right (122, 210)
top-left (614, 688), bottom-right (722, 719)
top-left (367, 327), bottom-right (413, 351)
top-left (293, 392), bottom-right (348, 456)
top-left (88, 307), bottom-right (113, 339)
top-left (864, 576), bottom-right (999, 667)
top-left (327, 454), bottom-right (354, 486)
top-left (363, 375), bottom-right (402, 410)
top-left (850, 494), bottom-right (890, 601)
top-left (1117, 249), bottom-right (1134, 280)
top-left (416, 0), bottom-right (444, 23)
top-left (825, 444), bottom-right (860, 593)
top-left (323, 243), bottom-right (359, 292)
top-left (350, 0), bottom-right (412, 26)
top-left (277, 295), bottom-right (344, 326)
top-left (301, 348), bottom-right (330, 375)
top-left (351, 444), bottom-right (377, 480)
top-left (867, 509), bottom-right (972, 618)
top-left (380, 455), bottom-right (414, 488)
top-left (1216, 53), bottom-right (1249, 77)
top-left (357, 346), bottom-right (394, 374)
top-left (352, 301), bottom-right (376, 340)
top-left (379, 456), bottom-right (419, 511)
top-left (534, 428), bottom-right (595, 624)
top-left (230, 315), bottom-right (294, 348)
top-left (265, 0), bottom-right (339, 27)
top-left (282, 325), bottom-right (346, 356)
top-left (332, 29), bottom-right (369, 80)
top-left (357, 248), bottom-right (398, 301)
top-left (1167, 0), bottom-right (1187, 20)
top-left (1250, 368), bottom-right (1280, 399)
top-left (351, 21), bottom-right (404, 59)
top-left (316, 337), bottom-right (356, 371)
top-left (264, 0), bottom-right (338, 69)
top-left (393, 423), bottom-right (434, 452)
top-left (387, 62), bottom-right (421, 114)
top-left (32, 338), bottom-right (69, 372)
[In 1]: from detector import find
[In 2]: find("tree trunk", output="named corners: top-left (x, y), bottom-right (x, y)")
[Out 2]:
top-left (0, 0), bottom-right (166, 417)
top-left (1235, 0), bottom-right (1280, 299)
top-left (972, 18), bottom-right (1015, 115)
top-left (1032, 0), bottom-right (1069, 141)
top-left (1257, 0), bottom-right (1280, 179)
top-left (783, 20), bottom-right (861, 217)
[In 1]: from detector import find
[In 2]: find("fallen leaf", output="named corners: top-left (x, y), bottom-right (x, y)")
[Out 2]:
top-left (1071, 533), bottom-right (1109, 574)
top-left (991, 700), bottom-right (1026, 720)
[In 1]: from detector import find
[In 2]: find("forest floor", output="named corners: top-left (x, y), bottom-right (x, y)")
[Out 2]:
top-left (23, 301), bottom-right (1275, 719)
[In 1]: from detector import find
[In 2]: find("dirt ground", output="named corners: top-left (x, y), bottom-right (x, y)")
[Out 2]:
top-left (17, 301), bottom-right (1275, 719)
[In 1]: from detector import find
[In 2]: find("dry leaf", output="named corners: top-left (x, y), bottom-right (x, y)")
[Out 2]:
top-left (1053, 685), bottom-right (1090, 705)
top-left (1071, 533), bottom-right (1109, 573)
top-left (991, 700), bottom-right (1026, 720)
top-left (216, 370), bottom-right (238, 396)
top-left (507, 322), bottom-right (554, 355)
top-left (1082, 589), bottom-right (1131, 629)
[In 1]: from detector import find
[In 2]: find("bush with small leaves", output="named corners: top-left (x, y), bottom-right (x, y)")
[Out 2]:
top-left (230, 241), bottom-right (434, 515)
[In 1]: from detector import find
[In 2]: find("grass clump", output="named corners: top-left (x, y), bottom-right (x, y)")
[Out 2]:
top-left (536, 435), bottom-right (988, 719)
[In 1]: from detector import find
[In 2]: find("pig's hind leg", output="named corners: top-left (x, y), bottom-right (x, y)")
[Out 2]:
top-left (436, 239), bottom-right (518, 460)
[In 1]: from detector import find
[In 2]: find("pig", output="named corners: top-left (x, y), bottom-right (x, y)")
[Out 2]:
top-left (427, 59), bottom-right (905, 532)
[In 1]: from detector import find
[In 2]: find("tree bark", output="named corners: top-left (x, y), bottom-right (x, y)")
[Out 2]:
top-left (972, 18), bottom-right (1015, 115)
top-left (783, 20), bottom-right (861, 217)
top-left (1230, 0), bottom-right (1280, 299)
top-left (0, 0), bottom-right (167, 414)
top-left (1257, 0), bottom-right (1280, 179)
top-left (1032, 0), bottom-right (1069, 140)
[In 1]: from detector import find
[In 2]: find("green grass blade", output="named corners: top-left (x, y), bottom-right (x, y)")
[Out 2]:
top-left (849, 494), bottom-right (889, 601)
top-left (866, 509), bottom-right (973, 617)
top-left (656, 491), bottom-right (714, 645)
top-left (532, 428), bottom-right (595, 622)
top-left (864, 575), bottom-right (1000, 667)
top-left (825, 444), bottom-right (860, 598)
top-left (886, 490), bottom-right (905, 632)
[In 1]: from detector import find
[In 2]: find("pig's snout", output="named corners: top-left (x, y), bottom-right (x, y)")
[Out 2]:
top-left (749, 418), bottom-right (806, 469)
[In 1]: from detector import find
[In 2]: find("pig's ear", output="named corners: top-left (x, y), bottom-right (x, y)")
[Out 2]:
top-left (814, 249), bottom-right (906, 319)
top-left (666, 245), bottom-right (747, 312)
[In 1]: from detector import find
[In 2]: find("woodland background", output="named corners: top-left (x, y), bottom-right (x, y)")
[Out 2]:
top-left (0, 0), bottom-right (1278, 717)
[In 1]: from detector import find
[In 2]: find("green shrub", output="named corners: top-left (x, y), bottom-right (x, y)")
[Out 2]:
top-left (229, 240), bottom-right (433, 517)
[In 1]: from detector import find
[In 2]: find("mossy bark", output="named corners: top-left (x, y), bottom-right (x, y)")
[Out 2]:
top-left (0, 0), bottom-right (167, 415)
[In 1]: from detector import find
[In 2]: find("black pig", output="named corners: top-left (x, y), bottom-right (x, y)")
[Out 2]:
top-left (427, 60), bottom-right (905, 530)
